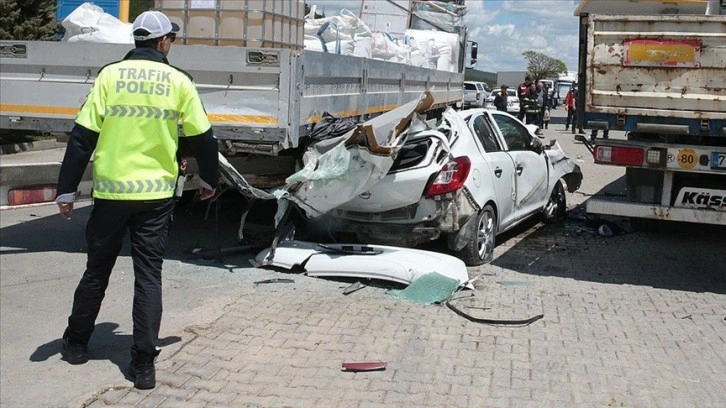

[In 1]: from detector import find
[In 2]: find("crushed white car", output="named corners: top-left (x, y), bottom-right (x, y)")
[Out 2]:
top-left (319, 108), bottom-right (583, 266)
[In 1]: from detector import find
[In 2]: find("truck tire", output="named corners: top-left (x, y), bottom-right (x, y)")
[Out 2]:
top-left (541, 180), bottom-right (566, 223)
top-left (456, 204), bottom-right (496, 266)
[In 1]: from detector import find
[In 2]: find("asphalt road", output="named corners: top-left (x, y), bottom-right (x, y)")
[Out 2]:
top-left (1, 108), bottom-right (724, 407)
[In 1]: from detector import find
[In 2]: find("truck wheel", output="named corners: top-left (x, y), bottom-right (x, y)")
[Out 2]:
top-left (456, 204), bottom-right (496, 266)
top-left (541, 180), bottom-right (566, 223)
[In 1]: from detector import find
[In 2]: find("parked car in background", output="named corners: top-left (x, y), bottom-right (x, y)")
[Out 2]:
top-left (463, 81), bottom-right (486, 108)
top-left (324, 108), bottom-right (583, 266)
top-left (484, 88), bottom-right (520, 114)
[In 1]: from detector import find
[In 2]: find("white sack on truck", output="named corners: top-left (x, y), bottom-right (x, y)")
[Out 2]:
top-left (405, 29), bottom-right (460, 72)
top-left (62, 2), bottom-right (133, 44)
top-left (304, 9), bottom-right (373, 57)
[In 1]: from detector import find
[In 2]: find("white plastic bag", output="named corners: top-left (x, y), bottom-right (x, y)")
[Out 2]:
top-left (62, 2), bottom-right (133, 44)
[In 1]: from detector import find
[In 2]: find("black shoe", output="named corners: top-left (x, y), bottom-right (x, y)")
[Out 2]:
top-left (565, 125), bottom-right (569, 130)
top-left (128, 360), bottom-right (156, 390)
top-left (62, 336), bottom-right (89, 365)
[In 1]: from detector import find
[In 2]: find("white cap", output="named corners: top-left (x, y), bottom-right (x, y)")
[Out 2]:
top-left (132, 11), bottom-right (180, 41)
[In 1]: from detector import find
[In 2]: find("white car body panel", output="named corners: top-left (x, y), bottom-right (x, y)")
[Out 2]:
top-left (510, 150), bottom-right (549, 215)
top-left (474, 150), bottom-right (517, 228)
top-left (253, 240), bottom-right (470, 286)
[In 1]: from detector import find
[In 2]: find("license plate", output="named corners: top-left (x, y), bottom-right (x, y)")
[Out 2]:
top-left (712, 152), bottom-right (726, 169)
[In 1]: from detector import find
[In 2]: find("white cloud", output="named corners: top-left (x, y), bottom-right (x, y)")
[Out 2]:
top-left (486, 24), bottom-right (516, 37)
top-left (465, 0), bottom-right (580, 72)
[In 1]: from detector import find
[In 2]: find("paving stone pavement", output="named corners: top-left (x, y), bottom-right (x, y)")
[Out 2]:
top-left (2, 109), bottom-right (724, 407)
top-left (78, 216), bottom-right (725, 407)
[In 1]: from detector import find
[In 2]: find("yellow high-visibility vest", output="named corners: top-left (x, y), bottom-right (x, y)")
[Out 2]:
top-left (76, 58), bottom-right (210, 200)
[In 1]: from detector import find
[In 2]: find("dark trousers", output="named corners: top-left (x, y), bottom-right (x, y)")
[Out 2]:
top-left (65, 198), bottom-right (174, 359)
top-left (566, 108), bottom-right (575, 128)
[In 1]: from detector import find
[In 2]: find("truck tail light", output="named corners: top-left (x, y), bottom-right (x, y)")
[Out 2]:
top-left (595, 145), bottom-right (644, 166)
top-left (425, 156), bottom-right (471, 197)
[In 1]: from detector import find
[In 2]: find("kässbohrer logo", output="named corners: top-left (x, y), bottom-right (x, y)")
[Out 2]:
top-left (675, 188), bottom-right (726, 210)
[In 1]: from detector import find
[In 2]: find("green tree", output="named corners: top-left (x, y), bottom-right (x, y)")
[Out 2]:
top-left (0, 0), bottom-right (58, 40)
top-left (522, 50), bottom-right (567, 81)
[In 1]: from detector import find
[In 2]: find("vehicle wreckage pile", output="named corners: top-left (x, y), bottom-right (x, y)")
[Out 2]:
top-left (216, 90), bottom-right (582, 314)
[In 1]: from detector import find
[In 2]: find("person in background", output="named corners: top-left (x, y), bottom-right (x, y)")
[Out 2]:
top-left (536, 81), bottom-right (549, 129)
top-left (591, 128), bottom-right (609, 142)
top-left (55, 11), bottom-right (219, 390)
top-left (523, 82), bottom-right (541, 126)
top-left (542, 105), bottom-right (551, 129)
top-left (493, 84), bottom-right (509, 112)
top-left (517, 75), bottom-right (533, 121)
top-left (564, 84), bottom-right (576, 132)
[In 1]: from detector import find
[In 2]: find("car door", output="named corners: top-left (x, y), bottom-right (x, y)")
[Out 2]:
top-left (467, 111), bottom-right (517, 229)
top-left (490, 112), bottom-right (549, 218)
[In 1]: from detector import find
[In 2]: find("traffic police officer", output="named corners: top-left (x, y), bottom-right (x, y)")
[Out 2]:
top-left (56, 11), bottom-right (219, 390)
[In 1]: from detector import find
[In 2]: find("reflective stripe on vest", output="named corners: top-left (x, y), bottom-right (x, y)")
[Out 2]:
top-left (93, 179), bottom-right (175, 194)
top-left (105, 105), bottom-right (179, 120)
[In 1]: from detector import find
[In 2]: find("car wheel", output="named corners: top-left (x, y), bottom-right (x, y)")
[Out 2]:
top-left (541, 180), bottom-right (566, 223)
top-left (457, 204), bottom-right (496, 266)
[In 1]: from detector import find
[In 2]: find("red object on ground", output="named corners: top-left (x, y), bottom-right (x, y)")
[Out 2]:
top-left (341, 361), bottom-right (387, 372)
top-left (8, 184), bottom-right (57, 206)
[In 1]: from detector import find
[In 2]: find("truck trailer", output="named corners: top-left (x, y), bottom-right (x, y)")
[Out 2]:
top-left (576, 1), bottom-right (726, 226)
top-left (0, 0), bottom-right (474, 205)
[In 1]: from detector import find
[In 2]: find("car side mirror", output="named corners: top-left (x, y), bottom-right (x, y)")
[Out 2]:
top-left (530, 136), bottom-right (545, 154)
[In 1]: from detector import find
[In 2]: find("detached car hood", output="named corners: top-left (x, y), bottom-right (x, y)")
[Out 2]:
top-left (254, 240), bottom-right (470, 286)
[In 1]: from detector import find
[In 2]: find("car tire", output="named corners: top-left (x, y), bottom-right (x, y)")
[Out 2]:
top-left (541, 180), bottom-right (566, 223)
top-left (456, 204), bottom-right (496, 266)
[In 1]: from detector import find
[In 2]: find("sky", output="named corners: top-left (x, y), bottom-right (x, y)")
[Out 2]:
top-left (306, 0), bottom-right (582, 74)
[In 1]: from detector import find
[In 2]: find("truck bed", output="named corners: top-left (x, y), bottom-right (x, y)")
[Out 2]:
top-left (0, 41), bottom-right (464, 154)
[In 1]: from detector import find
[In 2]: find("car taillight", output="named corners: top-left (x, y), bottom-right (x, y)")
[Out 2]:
top-left (424, 156), bottom-right (471, 196)
top-left (595, 145), bottom-right (644, 166)
top-left (476, 91), bottom-right (481, 100)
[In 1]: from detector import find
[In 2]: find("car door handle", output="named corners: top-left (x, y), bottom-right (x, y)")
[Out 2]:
top-left (516, 165), bottom-right (523, 176)
top-left (494, 168), bottom-right (502, 177)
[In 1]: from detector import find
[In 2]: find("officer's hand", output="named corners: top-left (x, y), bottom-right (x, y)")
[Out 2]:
top-left (58, 202), bottom-right (74, 220)
top-left (199, 187), bottom-right (216, 201)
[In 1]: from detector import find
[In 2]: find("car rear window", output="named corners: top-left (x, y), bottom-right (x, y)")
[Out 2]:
top-left (390, 138), bottom-right (432, 171)
top-left (464, 83), bottom-right (477, 90)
